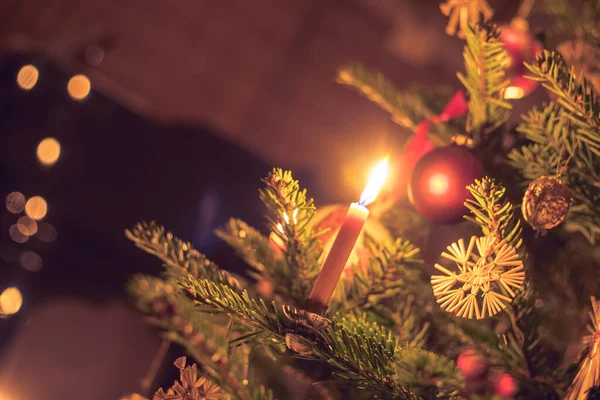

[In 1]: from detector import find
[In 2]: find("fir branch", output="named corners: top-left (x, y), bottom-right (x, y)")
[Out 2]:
top-left (337, 63), bottom-right (459, 145)
top-left (525, 51), bottom-right (600, 137)
top-left (464, 177), bottom-right (523, 249)
top-left (338, 235), bottom-right (422, 311)
top-left (215, 218), bottom-right (283, 283)
top-left (259, 169), bottom-right (324, 304)
top-left (508, 101), bottom-right (600, 243)
top-left (181, 276), bottom-right (462, 399)
top-left (127, 275), bottom-right (253, 400)
top-left (457, 24), bottom-right (512, 133)
top-left (125, 221), bottom-right (243, 288)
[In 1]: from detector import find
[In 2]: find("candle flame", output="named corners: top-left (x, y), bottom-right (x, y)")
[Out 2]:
top-left (277, 223), bottom-right (285, 234)
top-left (359, 157), bottom-right (389, 206)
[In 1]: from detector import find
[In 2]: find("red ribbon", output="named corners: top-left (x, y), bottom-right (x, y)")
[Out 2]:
top-left (394, 90), bottom-right (468, 200)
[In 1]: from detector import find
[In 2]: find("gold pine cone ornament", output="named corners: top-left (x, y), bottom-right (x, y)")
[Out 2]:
top-left (431, 236), bottom-right (524, 319)
top-left (522, 176), bottom-right (572, 231)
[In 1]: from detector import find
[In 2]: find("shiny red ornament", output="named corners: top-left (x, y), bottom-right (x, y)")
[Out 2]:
top-left (408, 145), bottom-right (485, 224)
top-left (499, 20), bottom-right (543, 99)
top-left (494, 373), bottom-right (518, 398)
top-left (457, 349), bottom-right (487, 381)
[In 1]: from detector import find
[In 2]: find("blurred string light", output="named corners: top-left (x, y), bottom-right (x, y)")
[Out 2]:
top-left (37, 137), bottom-right (61, 166)
top-left (503, 86), bottom-right (525, 99)
top-left (16, 64), bottom-right (39, 90)
top-left (37, 222), bottom-right (57, 243)
top-left (0, 287), bottom-right (23, 315)
top-left (68, 74), bottom-right (91, 100)
top-left (5, 192), bottom-right (26, 214)
top-left (16, 216), bottom-right (37, 236)
top-left (9, 225), bottom-right (28, 244)
top-left (25, 196), bottom-right (47, 220)
top-left (19, 251), bottom-right (43, 272)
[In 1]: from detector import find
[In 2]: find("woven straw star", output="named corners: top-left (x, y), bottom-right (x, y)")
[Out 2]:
top-left (566, 297), bottom-right (600, 400)
top-left (431, 236), bottom-right (524, 319)
top-left (439, 0), bottom-right (494, 38)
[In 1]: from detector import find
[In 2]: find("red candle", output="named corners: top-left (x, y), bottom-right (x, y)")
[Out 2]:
top-left (307, 158), bottom-right (389, 313)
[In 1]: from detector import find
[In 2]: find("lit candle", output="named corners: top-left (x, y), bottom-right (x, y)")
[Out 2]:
top-left (306, 157), bottom-right (389, 314)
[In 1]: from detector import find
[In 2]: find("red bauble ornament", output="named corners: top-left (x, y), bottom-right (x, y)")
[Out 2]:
top-left (499, 19), bottom-right (543, 99)
top-left (408, 145), bottom-right (485, 224)
top-left (457, 349), bottom-right (487, 381)
top-left (494, 373), bottom-right (518, 398)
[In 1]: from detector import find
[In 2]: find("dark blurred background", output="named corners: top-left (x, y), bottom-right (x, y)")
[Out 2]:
top-left (0, 1), bottom-right (540, 399)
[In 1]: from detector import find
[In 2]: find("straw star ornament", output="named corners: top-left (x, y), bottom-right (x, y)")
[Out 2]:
top-left (439, 0), bottom-right (494, 38)
top-left (431, 236), bottom-right (524, 319)
top-left (566, 297), bottom-right (600, 400)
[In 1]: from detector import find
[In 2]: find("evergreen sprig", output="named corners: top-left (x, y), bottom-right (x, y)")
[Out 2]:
top-left (215, 218), bottom-right (284, 284)
top-left (337, 235), bottom-right (422, 311)
top-left (125, 221), bottom-right (242, 289)
top-left (457, 24), bottom-right (512, 133)
top-left (464, 177), bottom-right (523, 249)
top-left (128, 275), bottom-right (255, 400)
top-left (259, 169), bottom-right (324, 304)
top-left (181, 275), bottom-right (462, 399)
top-left (525, 51), bottom-right (600, 138)
top-left (336, 63), bottom-right (459, 145)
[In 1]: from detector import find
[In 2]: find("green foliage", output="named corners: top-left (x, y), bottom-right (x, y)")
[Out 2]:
top-left (526, 51), bottom-right (600, 138)
top-left (215, 219), bottom-right (285, 285)
top-left (506, 52), bottom-right (600, 243)
top-left (257, 168), bottom-right (325, 303)
top-left (125, 221), bottom-right (242, 288)
top-left (457, 24), bottom-right (512, 133)
top-left (336, 63), bottom-right (460, 145)
top-left (336, 235), bottom-right (422, 311)
top-left (464, 177), bottom-right (523, 249)
top-left (181, 275), bottom-right (462, 399)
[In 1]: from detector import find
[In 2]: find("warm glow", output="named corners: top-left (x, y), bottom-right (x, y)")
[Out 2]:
top-left (25, 196), bottom-right (48, 220)
top-left (16, 216), bottom-right (38, 236)
top-left (0, 287), bottom-right (23, 315)
top-left (276, 223), bottom-right (285, 234)
top-left (9, 224), bottom-right (28, 244)
top-left (37, 222), bottom-right (57, 243)
top-left (5, 192), bottom-right (26, 214)
top-left (428, 173), bottom-right (450, 195)
top-left (68, 74), bottom-right (91, 100)
top-left (503, 86), bottom-right (524, 99)
top-left (37, 137), bottom-right (61, 166)
top-left (17, 64), bottom-right (39, 90)
top-left (359, 157), bottom-right (389, 206)
top-left (20, 250), bottom-right (43, 272)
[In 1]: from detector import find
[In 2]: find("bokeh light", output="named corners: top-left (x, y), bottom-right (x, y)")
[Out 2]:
top-left (16, 64), bottom-right (39, 90)
top-left (5, 192), bottom-right (26, 214)
top-left (9, 225), bottom-right (28, 244)
top-left (16, 216), bottom-right (38, 236)
top-left (19, 251), bottom-right (43, 272)
top-left (25, 196), bottom-right (47, 220)
top-left (428, 173), bottom-right (449, 195)
top-left (0, 287), bottom-right (23, 315)
top-left (503, 86), bottom-right (524, 99)
top-left (37, 137), bottom-right (61, 166)
top-left (67, 74), bottom-right (91, 100)
top-left (37, 222), bottom-right (57, 243)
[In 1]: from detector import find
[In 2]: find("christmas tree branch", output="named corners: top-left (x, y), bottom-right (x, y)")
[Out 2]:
top-left (125, 221), bottom-right (243, 288)
top-left (181, 275), bottom-right (463, 399)
top-left (525, 51), bottom-right (600, 136)
top-left (457, 24), bottom-right (512, 133)
top-left (464, 177), bottom-right (523, 249)
top-left (337, 235), bottom-right (422, 311)
top-left (259, 169), bottom-right (324, 304)
top-left (128, 275), bottom-right (256, 400)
